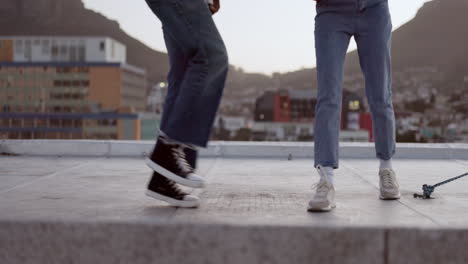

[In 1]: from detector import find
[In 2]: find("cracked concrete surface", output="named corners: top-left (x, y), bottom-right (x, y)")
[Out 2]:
top-left (1, 144), bottom-right (468, 263)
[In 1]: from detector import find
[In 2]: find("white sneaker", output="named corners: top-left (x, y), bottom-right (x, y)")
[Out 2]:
top-left (379, 168), bottom-right (401, 200)
top-left (308, 173), bottom-right (336, 212)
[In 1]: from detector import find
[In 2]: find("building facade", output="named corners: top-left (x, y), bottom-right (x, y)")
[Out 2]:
top-left (1, 36), bottom-right (126, 64)
top-left (0, 36), bottom-right (147, 140)
top-left (253, 89), bottom-right (371, 142)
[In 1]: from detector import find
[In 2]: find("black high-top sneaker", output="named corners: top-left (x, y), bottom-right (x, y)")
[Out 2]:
top-left (145, 135), bottom-right (205, 188)
top-left (145, 172), bottom-right (200, 208)
top-left (184, 147), bottom-right (198, 170)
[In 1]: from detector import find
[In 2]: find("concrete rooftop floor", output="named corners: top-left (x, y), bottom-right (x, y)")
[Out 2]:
top-left (2, 141), bottom-right (468, 263)
top-left (1, 155), bottom-right (468, 228)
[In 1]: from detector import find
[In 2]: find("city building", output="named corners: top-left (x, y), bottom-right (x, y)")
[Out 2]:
top-left (213, 115), bottom-right (249, 139)
top-left (0, 36), bottom-right (147, 140)
top-left (251, 121), bottom-right (313, 141)
top-left (341, 90), bottom-right (365, 131)
top-left (288, 90), bottom-right (317, 122)
top-left (1, 36), bottom-right (126, 64)
top-left (253, 89), bottom-right (370, 141)
top-left (254, 91), bottom-right (277, 122)
top-left (147, 81), bottom-right (168, 114)
top-left (254, 90), bottom-right (317, 123)
top-left (139, 112), bottom-right (161, 140)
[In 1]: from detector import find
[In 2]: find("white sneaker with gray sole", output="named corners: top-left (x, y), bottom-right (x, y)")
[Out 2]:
top-left (308, 176), bottom-right (336, 212)
top-left (379, 168), bottom-right (401, 200)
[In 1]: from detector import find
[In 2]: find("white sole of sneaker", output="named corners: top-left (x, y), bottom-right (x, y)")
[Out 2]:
top-left (379, 194), bottom-right (401, 200)
top-left (145, 190), bottom-right (199, 208)
top-left (145, 158), bottom-right (205, 188)
top-left (307, 204), bottom-right (336, 212)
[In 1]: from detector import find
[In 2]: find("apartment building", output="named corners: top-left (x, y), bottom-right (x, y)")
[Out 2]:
top-left (0, 36), bottom-right (147, 139)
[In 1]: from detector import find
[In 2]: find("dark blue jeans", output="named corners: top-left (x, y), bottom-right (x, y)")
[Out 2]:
top-left (314, 0), bottom-right (396, 169)
top-left (145, 0), bottom-right (229, 148)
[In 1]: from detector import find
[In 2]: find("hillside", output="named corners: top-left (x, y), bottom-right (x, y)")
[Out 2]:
top-left (0, 0), bottom-right (273, 103)
top-left (345, 0), bottom-right (468, 81)
top-left (1, 0), bottom-right (467, 108)
top-left (280, 0), bottom-right (468, 97)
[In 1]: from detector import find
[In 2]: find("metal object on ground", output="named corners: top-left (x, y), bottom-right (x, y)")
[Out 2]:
top-left (414, 172), bottom-right (468, 199)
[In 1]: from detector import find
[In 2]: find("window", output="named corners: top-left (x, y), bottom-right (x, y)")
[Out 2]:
top-left (99, 41), bottom-right (105, 51)
top-left (24, 40), bottom-right (32, 60)
top-left (349, 100), bottom-right (360, 111)
top-left (15, 39), bottom-right (23, 53)
top-left (51, 45), bottom-right (59, 60)
top-left (69, 46), bottom-right (77, 61)
top-left (78, 46), bottom-right (85, 62)
top-left (78, 67), bottom-right (89, 73)
top-left (60, 45), bottom-right (68, 58)
top-left (42, 39), bottom-right (50, 55)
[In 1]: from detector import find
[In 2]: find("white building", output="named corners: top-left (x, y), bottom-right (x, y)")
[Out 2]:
top-left (252, 121), bottom-right (369, 142)
top-left (1, 36), bottom-right (126, 63)
top-left (252, 122), bottom-right (313, 141)
top-left (147, 82), bottom-right (168, 113)
top-left (214, 115), bottom-right (249, 137)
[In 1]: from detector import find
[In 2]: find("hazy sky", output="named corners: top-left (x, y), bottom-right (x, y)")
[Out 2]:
top-left (82, 0), bottom-right (431, 75)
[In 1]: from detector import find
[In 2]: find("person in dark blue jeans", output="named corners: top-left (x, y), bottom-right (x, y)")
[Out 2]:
top-left (308, 0), bottom-right (401, 212)
top-left (144, 0), bottom-right (228, 208)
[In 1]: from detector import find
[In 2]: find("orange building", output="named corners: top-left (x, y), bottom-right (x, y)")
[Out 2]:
top-left (0, 37), bottom-right (147, 140)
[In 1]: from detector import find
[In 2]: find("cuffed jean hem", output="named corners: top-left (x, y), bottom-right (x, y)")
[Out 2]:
top-left (314, 162), bottom-right (339, 170)
top-left (162, 130), bottom-right (208, 149)
top-left (375, 150), bottom-right (396, 161)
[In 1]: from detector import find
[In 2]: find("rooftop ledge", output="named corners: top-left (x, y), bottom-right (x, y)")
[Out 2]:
top-left (1, 139), bottom-right (468, 159)
top-left (1, 140), bottom-right (468, 263)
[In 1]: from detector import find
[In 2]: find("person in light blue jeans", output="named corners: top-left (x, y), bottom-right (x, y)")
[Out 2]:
top-left (144, 0), bottom-right (228, 208)
top-left (308, 0), bottom-right (401, 212)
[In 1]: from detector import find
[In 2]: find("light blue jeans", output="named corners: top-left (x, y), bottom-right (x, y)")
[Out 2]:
top-left (145, 0), bottom-right (229, 148)
top-left (314, 0), bottom-right (396, 169)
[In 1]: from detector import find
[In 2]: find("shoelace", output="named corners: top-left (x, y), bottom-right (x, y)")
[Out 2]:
top-left (168, 180), bottom-right (185, 196)
top-left (162, 176), bottom-right (186, 196)
top-left (311, 179), bottom-right (330, 197)
top-left (172, 146), bottom-right (193, 174)
top-left (381, 171), bottom-right (396, 188)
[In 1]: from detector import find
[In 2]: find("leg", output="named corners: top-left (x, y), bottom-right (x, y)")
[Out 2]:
top-left (309, 12), bottom-right (353, 212)
top-left (355, 2), bottom-right (395, 161)
top-left (160, 30), bottom-right (199, 170)
top-left (355, 3), bottom-right (400, 200)
top-left (314, 12), bottom-right (353, 169)
top-left (145, 0), bottom-right (228, 148)
top-left (159, 29), bottom-right (188, 132)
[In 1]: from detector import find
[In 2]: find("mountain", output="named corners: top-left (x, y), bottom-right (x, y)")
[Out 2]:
top-left (0, 0), bottom-right (274, 105)
top-left (346, 0), bottom-right (468, 81)
top-left (278, 0), bottom-right (468, 98)
top-left (1, 0), bottom-right (467, 109)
